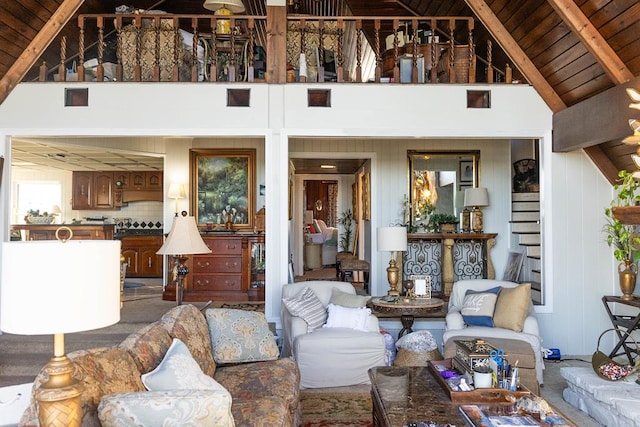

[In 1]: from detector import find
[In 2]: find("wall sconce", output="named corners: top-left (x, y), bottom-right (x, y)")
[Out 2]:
top-left (168, 183), bottom-right (186, 216)
top-left (203, 0), bottom-right (245, 34)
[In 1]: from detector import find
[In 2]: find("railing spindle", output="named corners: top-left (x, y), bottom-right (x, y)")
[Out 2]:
top-left (77, 17), bottom-right (85, 81)
top-left (355, 19), bottom-right (362, 83)
top-left (210, 18), bottom-right (218, 82)
top-left (191, 17), bottom-right (199, 82)
top-left (468, 18), bottom-right (475, 83)
top-left (374, 19), bottom-right (381, 83)
top-left (96, 17), bottom-right (104, 82)
top-left (247, 17), bottom-right (255, 82)
top-left (229, 17), bottom-right (237, 82)
top-left (411, 18), bottom-right (418, 83)
top-left (318, 19), bottom-right (325, 83)
top-left (487, 40), bottom-right (493, 84)
top-left (134, 16), bottom-right (142, 82)
top-left (172, 17), bottom-right (179, 81)
top-left (393, 19), bottom-right (399, 83)
top-left (449, 20), bottom-right (455, 83)
top-left (298, 19), bottom-right (306, 83)
top-left (115, 17), bottom-right (123, 82)
top-left (153, 16), bottom-right (161, 81)
top-left (337, 18), bottom-right (344, 82)
top-left (59, 36), bottom-right (67, 81)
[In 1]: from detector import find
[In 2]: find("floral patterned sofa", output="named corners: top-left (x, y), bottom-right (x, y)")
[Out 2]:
top-left (20, 305), bottom-right (300, 427)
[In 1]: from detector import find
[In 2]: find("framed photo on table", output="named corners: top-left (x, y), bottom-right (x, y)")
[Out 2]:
top-left (191, 148), bottom-right (256, 231)
top-left (410, 275), bottom-right (432, 299)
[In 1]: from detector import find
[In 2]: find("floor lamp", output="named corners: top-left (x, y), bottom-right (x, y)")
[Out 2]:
top-left (377, 226), bottom-right (408, 296)
top-left (1, 233), bottom-right (121, 427)
top-left (157, 213), bottom-right (211, 305)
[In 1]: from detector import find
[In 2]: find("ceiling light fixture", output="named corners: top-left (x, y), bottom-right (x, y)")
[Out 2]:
top-left (320, 164), bottom-right (336, 169)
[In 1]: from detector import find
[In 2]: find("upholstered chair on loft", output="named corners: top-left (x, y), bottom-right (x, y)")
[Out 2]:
top-left (280, 281), bottom-right (386, 388)
top-left (442, 279), bottom-right (544, 391)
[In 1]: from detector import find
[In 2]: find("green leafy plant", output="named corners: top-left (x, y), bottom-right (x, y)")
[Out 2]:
top-left (337, 209), bottom-right (354, 252)
top-left (604, 170), bottom-right (640, 261)
top-left (427, 213), bottom-right (459, 232)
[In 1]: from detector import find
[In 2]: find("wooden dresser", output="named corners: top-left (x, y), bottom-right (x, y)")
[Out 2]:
top-left (163, 233), bottom-right (265, 302)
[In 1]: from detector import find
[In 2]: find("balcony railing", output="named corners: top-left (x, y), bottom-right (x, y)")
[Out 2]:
top-left (37, 13), bottom-right (513, 85)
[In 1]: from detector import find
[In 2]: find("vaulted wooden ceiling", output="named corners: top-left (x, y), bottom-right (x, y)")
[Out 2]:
top-left (1, 0), bottom-right (639, 182)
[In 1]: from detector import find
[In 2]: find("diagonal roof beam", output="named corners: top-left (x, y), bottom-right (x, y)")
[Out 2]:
top-left (546, 0), bottom-right (634, 85)
top-left (0, 0), bottom-right (85, 106)
top-left (464, 0), bottom-right (566, 113)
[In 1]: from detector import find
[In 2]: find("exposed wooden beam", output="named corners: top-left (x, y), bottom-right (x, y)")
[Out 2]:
top-left (546, 0), bottom-right (634, 85)
top-left (583, 145), bottom-right (620, 186)
top-left (553, 77), bottom-right (640, 151)
top-left (464, 0), bottom-right (566, 113)
top-left (0, 0), bottom-right (85, 106)
top-left (266, 5), bottom-right (286, 84)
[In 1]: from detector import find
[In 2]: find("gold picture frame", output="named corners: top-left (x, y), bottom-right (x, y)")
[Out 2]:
top-left (352, 181), bottom-right (359, 220)
top-left (409, 275), bottom-right (432, 299)
top-left (191, 148), bottom-right (256, 231)
top-left (362, 172), bottom-right (370, 221)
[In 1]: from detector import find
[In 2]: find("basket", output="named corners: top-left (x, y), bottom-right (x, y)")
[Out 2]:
top-left (25, 216), bottom-right (54, 224)
top-left (592, 328), bottom-right (638, 381)
top-left (394, 348), bottom-right (442, 367)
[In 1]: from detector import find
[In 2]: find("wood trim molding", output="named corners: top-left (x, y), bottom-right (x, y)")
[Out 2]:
top-left (546, 0), bottom-right (633, 85)
top-left (0, 0), bottom-right (85, 106)
top-left (583, 145), bottom-right (619, 185)
top-left (465, 0), bottom-right (566, 113)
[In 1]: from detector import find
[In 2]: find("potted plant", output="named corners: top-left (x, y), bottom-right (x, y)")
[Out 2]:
top-left (605, 169), bottom-right (640, 300)
top-left (337, 209), bottom-right (354, 252)
top-left (427, 213), bottom-right (459, 233)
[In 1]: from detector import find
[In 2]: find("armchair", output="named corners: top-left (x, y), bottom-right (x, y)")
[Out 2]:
top-left (281, 281), bottom-right (386, 388)
top-left (442, 279), bottom-right (544, 387)
top-left (306, 219), bottom-right (338, 265)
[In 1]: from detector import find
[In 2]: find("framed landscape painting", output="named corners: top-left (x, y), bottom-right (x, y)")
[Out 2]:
top-left (191, 148), bottom-right (256, 231)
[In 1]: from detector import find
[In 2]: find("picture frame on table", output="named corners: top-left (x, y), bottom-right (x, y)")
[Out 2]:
top-left (409, 275), bottom-right (432, 299)
top-left (191, 148), bottom-right (255, 231)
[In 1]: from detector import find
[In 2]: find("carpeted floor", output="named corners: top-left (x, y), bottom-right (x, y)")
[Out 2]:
top-left (301, 386), bottom-right (373, 427)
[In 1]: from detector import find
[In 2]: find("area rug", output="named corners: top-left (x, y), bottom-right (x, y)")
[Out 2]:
top-left (300, 391), bottom-right (373, 427)
top-left (123, 280), bottom-right (144, 289)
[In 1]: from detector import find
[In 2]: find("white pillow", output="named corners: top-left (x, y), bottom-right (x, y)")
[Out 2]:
top-left (323, 303), bottom-right (371, 332)
top-left (141, 338), bottom-right (229, 396)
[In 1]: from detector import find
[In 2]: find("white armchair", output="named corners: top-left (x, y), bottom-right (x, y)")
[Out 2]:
top-left (281, 281), bottom-right (386, 388)
top-left (442, 279), bottom-right (544, 386)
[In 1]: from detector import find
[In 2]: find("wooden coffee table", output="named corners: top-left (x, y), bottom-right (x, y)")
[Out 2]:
top-left (369, 366), bottom-right (576, 427)
top-left (370, 297), bottom-right (445, 337)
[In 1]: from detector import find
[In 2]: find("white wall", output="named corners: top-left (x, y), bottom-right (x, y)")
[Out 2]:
top-left (0, 81), bottom-right (616, 355)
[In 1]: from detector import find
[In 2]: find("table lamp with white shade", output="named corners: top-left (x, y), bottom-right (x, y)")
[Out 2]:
top-left (203, 0), bottom-right (245, 34)
top-left (377, 226), bottom-right (408, 296)
top-left (464, 187), bottom-right (489, 232)
top-left (167, 183), bottom-right (186, 216)
top-left (1, 232), bottom-right (121, 427)
top-left (157, 212), bottom-right (211, 305)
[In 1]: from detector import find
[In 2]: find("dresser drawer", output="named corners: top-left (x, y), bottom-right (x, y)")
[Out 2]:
top-left (193, 256), bottom-right (242, 273)
top-left (191, 274), bottom-right (242, 291)
top-left (203, 238), bottom-right (242, 255)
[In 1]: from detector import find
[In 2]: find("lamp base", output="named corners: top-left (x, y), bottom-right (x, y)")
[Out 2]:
top-left (471, 206), bottom-right (484, 233)
top-left (36, 355), bottom-right (83, 427)
top-left (214, 6), bottom-right (232, 35)
top-left (386, 260), bottom-right (400, 296)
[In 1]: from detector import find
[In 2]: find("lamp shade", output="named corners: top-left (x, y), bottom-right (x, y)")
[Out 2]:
top-left (303, 210), bottom-right (314, 225)
top-left (464, 187), bottom-right (489, 207)
top-left (377, 227), bottom-right (408, 252)
top-left (157, 215), bottom-right (212, 256)
top-left (0, 240), bottom-right (121, 335)
top-left (203, 0), bottom-right (245, 13)
top-left (167, 183), bottom-right (185, 199)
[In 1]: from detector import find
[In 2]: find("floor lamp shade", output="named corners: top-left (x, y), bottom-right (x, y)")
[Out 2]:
top-left (0, 240), bottom-right (122, 335)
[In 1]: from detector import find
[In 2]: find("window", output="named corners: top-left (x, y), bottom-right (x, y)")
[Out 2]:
top-left (16, 182), bottom-right (62, 221)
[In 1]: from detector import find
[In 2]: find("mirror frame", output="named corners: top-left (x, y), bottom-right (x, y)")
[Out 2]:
top-left (407, 150), bottom-right (480, 231)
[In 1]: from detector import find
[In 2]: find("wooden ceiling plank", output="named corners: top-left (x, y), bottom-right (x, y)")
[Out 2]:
top-left (547, 0), bottom-right (634, 84)
top-left (0, 0), bottom-right (85, 105)
top-left (465, 0), bottom-right (566, 112)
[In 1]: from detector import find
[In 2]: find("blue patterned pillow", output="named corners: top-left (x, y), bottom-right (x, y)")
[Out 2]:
top-left (206, 309), bottom-right (280, 364)
top-left (98, 390), bottom-right (234, 427)
top-left (460, 286), bottom-right (501, 327)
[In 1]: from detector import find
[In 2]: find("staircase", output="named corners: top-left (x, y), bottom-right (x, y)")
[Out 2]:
top-left (510, 192), bottom-right (543, 304)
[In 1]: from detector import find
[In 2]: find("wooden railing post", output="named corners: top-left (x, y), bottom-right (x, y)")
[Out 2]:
top-left (77, 16), bottom-right (85, 81)
top-left (229, 17), bottom-right (237, 82)
top-left (191, 17), bottom-right (199, 82)
top-left (374, 19), bottom-right (381, 83)
top-left (430, 18), bottom-right (437, 83)
top-left (448, 20), bottom-right (455, 83)
top-left (468, 18), bottom-right (475, 83)
top-left (247, 17), bottom-right (255, 82)
top-left (337, 18), bottom-right (344, 82)
top-left (153, 16), bottom-right (161, 81)
top-left (393, 19), bottom-right (399, 83)
top-left (58, 36), bottom-right (67, 81)
top-left (318, 19), bottom-right (325, 82)
top-left (487, 40), bottom-right (493, 83)
top-left (298, 18), bottom-right (307, 83)
top-left (96, 16), bottom-right (104, 82)
top-left (210, 17), bottom-right (218, 82)
top-left (134, 16), bottom-right (142, 82)
top-left (172, 17), bottom-right (180, 81)
top-left (411, 18), bottom-right (418, 83)
top-left (115, 16), bottom-right (123, 82)
top-left (355, 19), bottom-right (363, 83)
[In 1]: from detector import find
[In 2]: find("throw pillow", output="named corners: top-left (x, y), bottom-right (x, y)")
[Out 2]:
top-left (323, 303), bottom-right (371, 331)
top-left (282, 287), bottom-right (327, 331)
top-left (98, 390), bottom-right (234, 427)
top-left (493, 283), bottom-right (531, 332)
top-left (460, 286), bottom-right (501, 327)
top-left (206, 309), bottom-right (280, 364)
top-left (141, 338), bottom-right (229, 394)
top-left (330, 287), bottom-right (370, 308)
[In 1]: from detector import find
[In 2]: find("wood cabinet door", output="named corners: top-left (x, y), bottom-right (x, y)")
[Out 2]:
top-left (72, 172), bottom-right (93, 210)
top-left (145, 171), bottom-right (163, 190)
top-left (140, 248), bottom-right (163, 277)
top-left (94, 172), bottom-right (114, 209)
top-left (122, 248), bottom-right (139, 276)
top-left (113, 172), bottom-right (130, 189)
top-left (130, 172), bottom-right (146, 189)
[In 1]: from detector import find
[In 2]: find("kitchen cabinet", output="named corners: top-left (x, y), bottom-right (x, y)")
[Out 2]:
top-left (163, 233), bottom-right (264, 302)
top-left (72, 171), bottom-right (163, 209)
top-left (121, 235), bottom-right (163, 277)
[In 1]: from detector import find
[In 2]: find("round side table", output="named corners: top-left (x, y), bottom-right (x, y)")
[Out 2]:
top-left (370, 297), bottom-right (445, 337)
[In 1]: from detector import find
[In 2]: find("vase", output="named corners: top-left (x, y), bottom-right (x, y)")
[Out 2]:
top-left (618, 259), bottom-right (637, 300)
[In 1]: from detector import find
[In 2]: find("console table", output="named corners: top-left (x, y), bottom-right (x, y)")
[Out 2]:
top-left (403, 233), bottom-right (497, 295)
top-left (601, 295), bottom-right (640, 364)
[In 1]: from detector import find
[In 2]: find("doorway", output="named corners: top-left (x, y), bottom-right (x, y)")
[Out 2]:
top-left (304, 180), bottom-right (338, 226)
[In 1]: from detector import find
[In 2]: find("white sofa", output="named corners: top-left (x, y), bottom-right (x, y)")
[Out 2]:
top-left (281, 281), bottom-right (386, 388)
top-left (442, 279), bottom-right (544, 386)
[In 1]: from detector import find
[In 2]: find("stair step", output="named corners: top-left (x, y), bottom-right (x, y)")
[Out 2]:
top-left (529, 280), bottom-right (542, 291)
top-left (526, 246), bottom-right (541, 258)
top-left (531, 270), bottom-right (541, 282)
top-left (519, 234), bottom-right (541, 245)
top-left (512, 211), bottom-right (540, 221)
top-left (511, 222), bottom-right (540, 233)
top-left (512, 192), bottom-right (540, 202)
top-left (512, 201), bottom-right (540, 211)
top-left (531, 287), bottom-right (543, 305)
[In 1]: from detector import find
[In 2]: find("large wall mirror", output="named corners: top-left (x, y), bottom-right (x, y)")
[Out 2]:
top-left (408, 150), bottom-right (480, 230)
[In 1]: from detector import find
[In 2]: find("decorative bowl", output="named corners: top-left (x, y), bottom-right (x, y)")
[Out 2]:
top-left (26, 216), bottom-right (55, 224)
